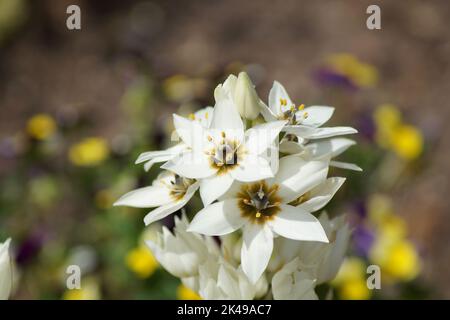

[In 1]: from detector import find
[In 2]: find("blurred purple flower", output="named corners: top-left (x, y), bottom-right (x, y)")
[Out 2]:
top-left (356, 112), bottom-right (376, 142)
top-left (16, 231), bottom-right (47, 266)
top-left (352, 225), bottom-right (375, 257)
top-left (312, 68), bottom-right (357, 91)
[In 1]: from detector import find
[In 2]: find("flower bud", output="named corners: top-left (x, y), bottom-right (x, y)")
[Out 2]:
top-left (233, 72), bottom-right (262, 120)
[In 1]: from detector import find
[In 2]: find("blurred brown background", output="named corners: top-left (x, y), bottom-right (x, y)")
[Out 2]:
top-left (0, 0), bottom-right (449, 297)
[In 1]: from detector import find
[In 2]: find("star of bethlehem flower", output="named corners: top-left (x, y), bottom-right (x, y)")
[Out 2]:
top-left (114, 171), bottom-right (199, 225)
top-left (115, 72), bottom-right (361, 299)
top-left (262, 81), bottom-right (358, 139)
top-left (188, 155), bottom-right (331, 283)
top-left (162, 96), bottom-right (286, 206)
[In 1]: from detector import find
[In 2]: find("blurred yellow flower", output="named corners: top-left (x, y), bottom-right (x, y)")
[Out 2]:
top-left (333, 257), bottom-right (366, 285)
top-left (62, 278), bottom-right (100, 300)
top-left (339, 278), bottom-right (371, 300)
top-left (370, 237), bottom-right (420, 283)
top-left (374, 104), bottom-right (423, 160)
top-left (333, 257), bottom-right (371, 300)
top-left (125, 246), bottom-right (158, 278)
top-left (328, 54), bottom-right (378, 88)
top-left (390, 124), bottom-right (423, 160)
top-left (177, 284), bottom-right (201, 300)
top-left (69, 137), bottom-right (109, 167)
top-left (26, 114), bottom-right (56, 140)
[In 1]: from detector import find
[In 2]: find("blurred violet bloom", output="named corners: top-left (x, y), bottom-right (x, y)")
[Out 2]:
top-left (312, 68), bottom-right (357, 91)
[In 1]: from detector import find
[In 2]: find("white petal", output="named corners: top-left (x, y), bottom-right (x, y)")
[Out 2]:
top-left (143, 182), bottom-right (199, 225)
top-left (270, 155), bottom-right (329, 203)
top-left (210, 97), bottom-right (244, 137)
top-left (245, 120), bottom-right (287, 155)
top-left (282, 125), bottom-right (318, 137)
top-left (269, 81), bottom-right (293, 115)
top-left (188, 199), bottom-right (245, 236)
top-left (241, 224), bottom-right (273, 284)
top-left (135, 143), bottom-right (186, 164)
top-left (144, 154), bottom-right (176, 172)
top-left (330, 161), bottom-right (363, 172)
top-left (300, 106), bottom-right (334, 127)
top-left (200, 173), bottom-right (234, 206)
top-left (305, 126), bottom-right (358, 139)
top-left (305, 138), bottom-right (356, 160)
top-left (173, 114), bottom-right (205, 148)
top-left (297, 177), bottom-right (346, 212)
top-left (231, 154), bottom-right (274, 182)
top-left (279, 140), bottom-right (305, 154)
top-left (260, 104), bottom-right (278, 122)
top-left (114, 185), bottom-right (172, 208)
top-left (214, 75), bottom-right (237, 102)
top-left (161, 151), bottom-right (217, 179)
top-left (0, 238), bottom-right (12, 300)
top-left (270, 205), bottom-right (328, 242)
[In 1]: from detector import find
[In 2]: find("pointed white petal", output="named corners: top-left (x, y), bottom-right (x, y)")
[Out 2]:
top-left (300, 106), bottom-right (334, 127)
top-left (270, 155), bottom-right (329, 203)
top-left (135, 143), bottom-right (186, 164)
top-left (210, 98), bottom-right (244, 136)
top-left (200, 173), bottom-right (234, 206)
top-left (270, 205), bottom-right (328, 242)
top-left (306, 126), bottom-right (358, 139)
top-left (260, 104), bottom-right (278, 122)
top-left (269, 81), bottom-right (293, 115)
top-left (330, 161), bottom-right (363, 172)
top-left (173, 114), bottom-right (205, 148)
top-left (245, 120), bottom-right (287, 155)
top-left (241, 224), bottom-right (273, 284)
top-left (114, 185), bottom-right (172, 208)
top-left (143, 182), bottom-right (199, 225)
top-left (282, 125), bottom-right (317, 137)
top-left (143, 154), bottom-right (176, 172)
top-left (231, 154), bottom-right (274, 182)
top-left (297, 177), bottom-right (346, 212)
top-left (305, 138), bottom-right (356, 160)
top-left (161, 151), bottom-right (217, 179)
top-left (188, 199), bottom-right (246, 236)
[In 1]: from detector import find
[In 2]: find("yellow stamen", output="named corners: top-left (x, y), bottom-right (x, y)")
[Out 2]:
top-left (188, 113), bottom-right (196, 120)
top-left (280, 98), bottom-right (287, 106)
top-left (205, 112), bottom-right (209, 119)
top-left (298, 104), bottom-right (305, 110)
top-left (221, 131), bottom-right (226, 138)
top-left (303, 112), bottom-right (309, 119)
top-left (255, 212), bottom-right (262, 218)
top-left (207, 135), bottom-right (213, 142)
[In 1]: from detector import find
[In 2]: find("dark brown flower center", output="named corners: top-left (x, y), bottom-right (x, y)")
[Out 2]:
top-left (168, 174), bottom-right (194, 201)
top-left (237, 181), bottom-right (282, 224)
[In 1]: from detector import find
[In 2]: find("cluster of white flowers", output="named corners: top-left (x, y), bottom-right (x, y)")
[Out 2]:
top-left (0, 238), bottom-right (12, 300)
top-left (115, 72), bottom-right (360, 299)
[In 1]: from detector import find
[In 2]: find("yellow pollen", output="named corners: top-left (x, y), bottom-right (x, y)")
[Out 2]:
top-left (221, 131), bottom-right (226, 138)
top-left (290, 105), bottom-right (295, 112)
top-left (280, 98), bottom-right (287, 106)
top-left (188, 113), bottom-right (196, 120)
top-left (205, 112), bottom-right (209, 119)
top-left (207, 135), bottom-right (213, 142)
top-left (298, 104), bottom-right (305, 110)
top-left (255, 212), bottom-right (262, 218)
top-left (303, 112), bottom-right (309, 119)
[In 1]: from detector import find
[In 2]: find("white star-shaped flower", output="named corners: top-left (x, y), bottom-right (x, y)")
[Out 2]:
top-left (163, 97), bottom-right (286, 206)
top-left (114, 171), bottom-right (199, 225)
top-left (187, 155), bottom-right (330, 283)
top-left (135, 106), bottom-right (214, 171)
top-left (261, 81), bottom-right (358, 139)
